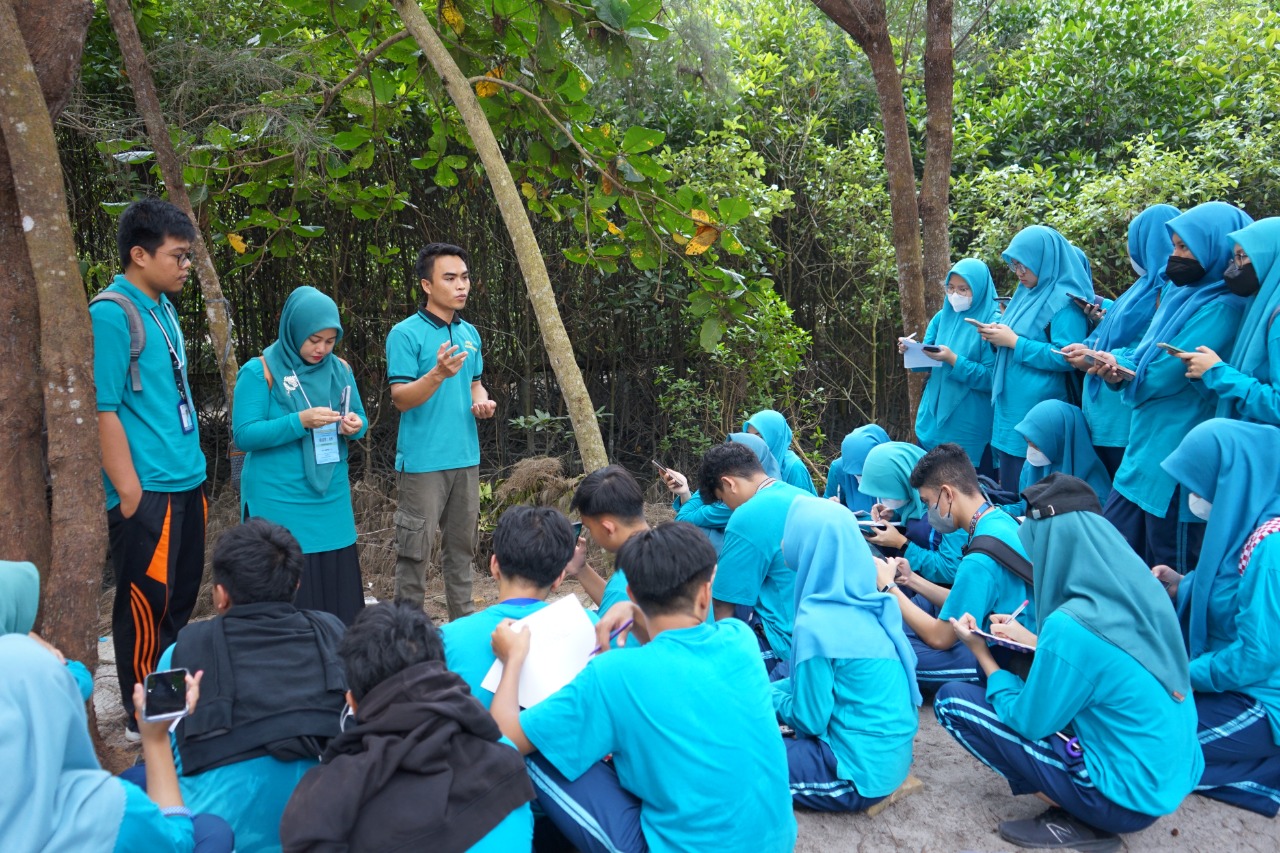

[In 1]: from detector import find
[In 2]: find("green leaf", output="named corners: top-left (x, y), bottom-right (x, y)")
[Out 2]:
top-left (591, 0), bottom-right (631, 30)
top-left (527, 140), bottom-right (551, 167)
top-left (699, 316), bottom-right (725, 351)
top-left (621, 126), bottom-right (665, 154)
top-left (333, 129), bottom-right (370, 151)
top-left (411, 151), bottom-right (441, 170)
top-left (370, 69), bottom-right (398, 103)
top-left (717, 197), bottom-right (752, 225)
top-left (291, 224), bottom-right (326, 236)
top-left (435, 162), bottom-right (458, 187)
top-left (555, 62), bottom-right (593, 103)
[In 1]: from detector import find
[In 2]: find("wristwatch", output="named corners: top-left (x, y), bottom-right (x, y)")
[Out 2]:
top-left (879, 582), bottom-right (897, 594)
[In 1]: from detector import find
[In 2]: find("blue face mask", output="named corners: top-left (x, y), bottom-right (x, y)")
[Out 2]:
top-left (926, 489), bottom-right (958, 535)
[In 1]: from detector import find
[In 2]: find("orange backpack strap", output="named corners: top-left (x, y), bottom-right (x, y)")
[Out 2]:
top-left (259, 355), bottom-right (273, 389)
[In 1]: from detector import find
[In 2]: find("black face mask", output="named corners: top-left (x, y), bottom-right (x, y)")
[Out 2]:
top-left (1166, 255), bottom-right (1205, 286)
top-left (1223, 261), bottom-right (1260, 297)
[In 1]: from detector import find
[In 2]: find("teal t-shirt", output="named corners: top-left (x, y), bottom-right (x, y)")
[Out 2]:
top-left (772, 656), bottom-right (917, 798)
top-left (914, 310), bottom-right (997, 465)
top-left (986, 613), bottom-right (1203, 816)
top-left (521, 620), bottom-right (797, 853)
top-left (386, 309), bottom-right (483, 473)
top-left (1200, 318), bottom-right (1280, 424)
top-left (468, 793), bottom-right (533, 852)
top-left (715, 481), bottom-right (809, 660)
top-left (90, 275), bottom-right (206, 509)
top-left (113, 778), bottom-right (196, 853)
top-left (442, 598), bottom-right (600, 707)
top-left (938, 509), bottom-right (1037, 636)
top-left (991, 305), bottom-right (1090, 456)
top-left (231, 358), bottom-right (368, 553)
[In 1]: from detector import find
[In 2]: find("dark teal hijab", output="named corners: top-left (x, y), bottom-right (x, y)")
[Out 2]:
top-left (0, 561), bottom-right (40, 635)
top-left (262, 286), bottom-right (348, 493)
top-left (1014, 400), bottom-right (1111, 503)
top-left (923, 258), bottom-right (999, 421)
top-left (1161, 419), bottom-right (1280, 656)
top-left (783, 497), bottom-right (921, 706)
top-left (1218, 217), bottom-right (1280, 418)
top-left (1018, 493), bottom-right (1191, 702)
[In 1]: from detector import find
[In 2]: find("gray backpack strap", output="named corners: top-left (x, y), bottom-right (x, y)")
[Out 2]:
top-left (89, 291), bottom-right (146, 392)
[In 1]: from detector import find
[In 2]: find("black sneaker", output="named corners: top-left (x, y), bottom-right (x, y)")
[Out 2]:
top-left (997, 807), bottom-right (1123, 852)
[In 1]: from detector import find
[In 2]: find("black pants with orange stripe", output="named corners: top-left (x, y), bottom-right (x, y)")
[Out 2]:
top-left (108, 484), bottom-right (207, 719)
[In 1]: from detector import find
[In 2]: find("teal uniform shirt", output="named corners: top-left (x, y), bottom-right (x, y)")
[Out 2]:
top-left (987, 614), bottom-right (1203, 816)
top-left (113, 781), bottom-right (197, 853)
top-left (1081, 342), bottom-right (1139, 446)
top-left (1111, 300), bottom-right (1246, 516)
top-left (772, 657), bottom-right (917, 798)
top-left (1176, 563), bottom-right (1242, 655)
top-left (673, 490), bottom-right (732, 531)
top-left (938, 509), bottom-right (1037, 635)
top-left (386, 309), bottom-right (483, 473)
top-left (1189, 535), bottom-right (1280, 745)
top-left (1201, 322), bottom-right (1280, 425)
top-left (442, 599), bottom-right (601, 707)
top-left (915, 309), bottom-right (997, 464)
top-left (521, 620), bottom-right (797, 853)
top-left (902, 526), bottom-right (968, 585)
top-left (468, 785), bottom-right (533, 853)
top-left (598, 569), bottom-right (631, 618)
top-left (232, 358), bottom-right (368, 553)
top-left (991, 306), bottom-right (1091, 456)
top-left (822, 458), bottom-right (843, 499)
top-left (715, 481), bottom-right (809, 660)
top-left (90, 275), bottom-right (206, 509)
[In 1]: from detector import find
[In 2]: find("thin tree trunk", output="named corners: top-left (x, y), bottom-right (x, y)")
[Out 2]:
top-left (390, 0), bottom-right (608, 473)
top-left (919, 0), bottom-right (954, 315)
top-left (0, 0), bottom-right (106, 668)
top-left (104, 0), bottom-right (239, 410)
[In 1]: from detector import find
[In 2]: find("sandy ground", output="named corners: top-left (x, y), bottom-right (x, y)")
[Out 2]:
top-left (93, 571), bottom-right (1277, 851)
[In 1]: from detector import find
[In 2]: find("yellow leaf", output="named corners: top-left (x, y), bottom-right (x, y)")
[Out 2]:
top-left (227, 233), bottom-right (247, 254)
top-left (606, 220), bottom-right (623, 236)
top-left (520, 182), bottom-right (536, 201)
top-left (601, 124), bottom-right (612, 138)
top-left (690, 208), bottom-right (713, 225)
top-left (672, 232), bottom-right (689, 246)
top-left (685, 223), bottom-right (720, 256)
top-left (475, 64), bottom-right (503, 97)
top-left (440, 0), bottom-right (465, 35)
top-left (601, 173), bottom-right (615, 195)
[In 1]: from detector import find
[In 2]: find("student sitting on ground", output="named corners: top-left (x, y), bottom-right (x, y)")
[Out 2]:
top-left (774, 497), bottom-right (919, 812)
top-left (156, 519), bottom-right (348, 852)
top-left (280, 603), bottom-right (534, 852)
top-left (489, 522), bottom-right (797, 853)
top-left (823, 424), bottom-right (890, 515)
top-left (701, 441), bottom-right (810, 674)
top-left (1, 560), bottom-right (93, 701)
top-left (565, 465), bottom-right (651, 621)
top-left (0, 634), bottom-right (233, 853)
top-left (442, 504), bottom-right (592, 707)
top-left (744, 408), bottom-right (818, 494)
top-left (1160, 420), bottom-right (1280, 818)
top-left (936, 474), bottom-right (1201, 852)
top-left (661, 431), bottom-right (781, 551)
top-left (875, 444), bottom-right (1036, 690)
top-left (1002, 399), bottom-right (1112, 515)
top-left (859, 442), bottom-right (968, 584)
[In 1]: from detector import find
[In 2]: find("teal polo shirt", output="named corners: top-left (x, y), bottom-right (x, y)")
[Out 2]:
top-left (90, 275), bottom-right (206, 509)
top-left (386, 308), bottom-right (483, 473)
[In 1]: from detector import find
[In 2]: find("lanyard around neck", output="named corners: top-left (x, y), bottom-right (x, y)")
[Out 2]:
top-left (146, 304), bottom-right (189, 403)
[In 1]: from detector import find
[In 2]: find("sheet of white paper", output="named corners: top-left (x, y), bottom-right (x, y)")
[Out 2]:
top-left (902, 339), bottom-right (940, 369)
top-left (480, 594), bottom-right (599, 708)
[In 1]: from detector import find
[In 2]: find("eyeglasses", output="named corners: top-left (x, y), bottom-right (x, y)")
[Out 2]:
top-left (1007, 260), bottom-right (1029, 276)
top-left (944, 284), bottom-right (972, 295)
top-left (1233, 250), bottom-right (1251, 266)
top-left (164, 250), bottom-right (195, 267)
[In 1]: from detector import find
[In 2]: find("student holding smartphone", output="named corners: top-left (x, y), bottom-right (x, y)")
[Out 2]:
top-left (232, 285), bottom-right (368, 624)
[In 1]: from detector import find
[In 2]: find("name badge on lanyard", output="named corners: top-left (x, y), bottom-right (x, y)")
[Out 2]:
top-left (313, 421), bottom-right (340, 465)
top-left (178, 401), bottom-right (195, 434)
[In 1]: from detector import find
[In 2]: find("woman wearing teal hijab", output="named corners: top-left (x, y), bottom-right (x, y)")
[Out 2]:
top-left (772, 497), bottom-right (919, 812)
top-left (985, 226), bottom-right (1095, 492)
top-left (744, 408), bottom-right (817, 494)
top-left (910, 258), bottom-right (999, 471)
top-left (1160, 420), bottom-right (1280, 817)
top-left (233, 286), bottom-right (369, 624)
top-left (1182, 216), bottom-right (1280, 425)
top-left (0, 634), bottom-right (233, 852)
top-left (822, 424), bottom-right (890, 515)
top-left (937, 474), bottom-right (1201, 849)
top-left (1, 561), bottom-right (94, 701)
top-left (858, 442), bottom-right (968, 584)
top-left (666, 432), bottom-right (784, 552)
top-left (1093, 202), bottom-right (1254, 573)
top-left (1004, 400), bottom-right (1111, 515)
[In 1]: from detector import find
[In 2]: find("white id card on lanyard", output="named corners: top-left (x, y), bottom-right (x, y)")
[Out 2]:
top-left (313, 422), bottom-right (340, 464)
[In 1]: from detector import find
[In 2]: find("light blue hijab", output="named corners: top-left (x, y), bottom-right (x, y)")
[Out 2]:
top-left (0, 634), bottom-right (125, 852)
top-left (743, 409), bottom-right (793, 464)
top-left (1125, 202), bottom-right (1254, 404)
top-left (1217, 217), bottom-right (1280, 417)
top-left (1087, 204), bottom-right (1180, 399)
top-left (922, 259), bottom-right (999, 421)
top-left (858, 442), bottom-right (928, 522)
top-left (728, 431), bottom-right (782, 480)
top-left (1014, 400), bottom-right (1112, 503)
top-left (783, 497), bottom-right (921, 705)
top-left (1, 560), bottom-right (40, 635)
top-left (1161, 419), bottom-right (1280, 656)
top-left (995, 226), bottom-right (1095, 396)
top-left (834, 425), bottom-right (890, 513)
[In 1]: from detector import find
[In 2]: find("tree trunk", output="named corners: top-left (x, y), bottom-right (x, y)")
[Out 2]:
top-left (919, 0), bottom-right (954, 315)
top-left (104, 0), bottom-right (239, 409)
top-left (0, 0), bottom-right (105, 668)
top-left (390, 0), bottom-right (608, 473)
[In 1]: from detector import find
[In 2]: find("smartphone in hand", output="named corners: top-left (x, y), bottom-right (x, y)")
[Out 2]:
top-left (142, 668), bottom-right (190, 722)
top-left (1156, 342), bottom-right (1187, 356)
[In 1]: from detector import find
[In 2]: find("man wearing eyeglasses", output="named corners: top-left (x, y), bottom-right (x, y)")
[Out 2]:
top-left (90, 197), bottom-right (208, 741)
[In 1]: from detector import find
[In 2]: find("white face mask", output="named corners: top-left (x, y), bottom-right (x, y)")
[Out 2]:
top-left (1025, 447), bottom-right (1052, 468)
top-left (948, 293), bottom-right (973, 313)
top-left (1188, 493), bottom-right (1212, 521)
top-left (880, 497), bottom-right (908, 510)
top-left (1130, 257), bottom-right (1146, 276)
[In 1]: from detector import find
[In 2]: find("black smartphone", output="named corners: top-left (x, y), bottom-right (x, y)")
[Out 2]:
top-left (922, 345), bottom-right (943, 354)
top-left (571, 521), bottom-right (583, 539)
top-left (1066, 292), bottom-right (1094, 310)
top-left (142, 668), bottom-right (190, 722)
top-left (858, 521), bottom-right (887, 537)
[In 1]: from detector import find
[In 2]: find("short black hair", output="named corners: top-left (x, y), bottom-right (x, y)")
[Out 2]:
top-left (617, 522), bottom-right (716, 617)
top-left (415, 242), bottom-right (470, 283)
top-left (492, 505), bottom-right (576, 588)
top-left (570, 465), bottom-right (644, 522)
top-left (339, 602), bottom-right (444, 702)
top-left (212, 518), bottom-right (303, 605)
top-left (909, 443), bottom-right (982, 497)
top-left (117, 197), bottom-right (196, 270)
top-left (698, 442), bottom-right (764, 503)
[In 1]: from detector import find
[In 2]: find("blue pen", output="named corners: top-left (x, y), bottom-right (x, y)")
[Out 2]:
top-left (590, 619), bottom-right (634, 655)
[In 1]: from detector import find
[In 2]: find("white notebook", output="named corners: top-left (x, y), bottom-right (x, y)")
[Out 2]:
top-left (481, 594), bottom-right (599, 707)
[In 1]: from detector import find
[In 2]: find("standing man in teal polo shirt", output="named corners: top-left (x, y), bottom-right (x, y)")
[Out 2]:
top-left (387, 243), bottom-right (495, 619)
top-left (90, 198), bottom-right (207, 738)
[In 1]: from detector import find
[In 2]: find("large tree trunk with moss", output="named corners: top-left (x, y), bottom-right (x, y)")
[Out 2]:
top-left (919, 0), bottom-right (954, 314)
top-left (0, 0), bottom-right (102, 667)
top-left (390, 0), bottom-right (608, 473)
top-left (105, 0), bottom-right (239, 408)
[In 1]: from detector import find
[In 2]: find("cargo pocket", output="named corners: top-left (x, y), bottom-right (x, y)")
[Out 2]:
top-left (393, 509), bottom-right (427, 562)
